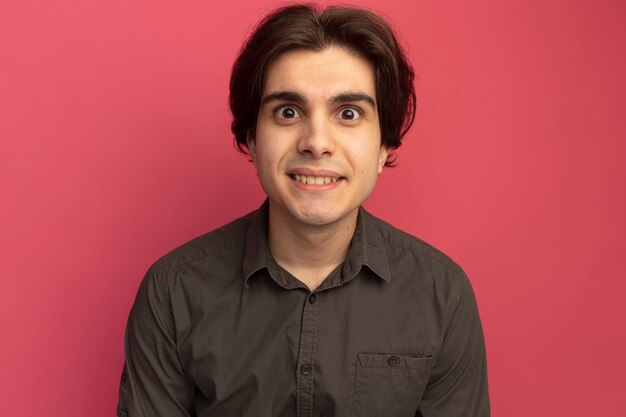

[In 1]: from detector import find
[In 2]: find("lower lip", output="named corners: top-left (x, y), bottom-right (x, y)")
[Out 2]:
top-left (290, 177), bottom-right (343, 192)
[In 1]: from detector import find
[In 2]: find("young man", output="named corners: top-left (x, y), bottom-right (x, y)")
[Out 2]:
top-left (118, 5), bottom-right (489, 417)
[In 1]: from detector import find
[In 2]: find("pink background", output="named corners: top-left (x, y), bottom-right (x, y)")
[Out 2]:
top-left (2, 0), bottom-right (625, 415)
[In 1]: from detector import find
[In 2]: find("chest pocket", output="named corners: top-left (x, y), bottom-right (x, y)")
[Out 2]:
top-left (349, 353), bottom-right (433, 417)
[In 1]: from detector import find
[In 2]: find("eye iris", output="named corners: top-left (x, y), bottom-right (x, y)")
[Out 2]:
top-left (342, 109), bottom-right (355, 120)
top-left (282, 108), bottom-right (296, 118)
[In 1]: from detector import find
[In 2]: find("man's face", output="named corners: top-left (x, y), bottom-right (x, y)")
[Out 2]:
top-left (249, 46), bottom-right (388, 229)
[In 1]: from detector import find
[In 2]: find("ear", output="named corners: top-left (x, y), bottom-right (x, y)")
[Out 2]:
top-left (378, 146), bottom-right (389, 173)
top-left (246, 130), bottom-right (256, 166)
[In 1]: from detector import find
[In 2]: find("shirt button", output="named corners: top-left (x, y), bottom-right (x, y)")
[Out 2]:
top-left (308, 294), bottom-right (317, 304)
top-left (300, 363), bottom-right (313, 376)
top-left (388, 356), bottom-right (400, 367)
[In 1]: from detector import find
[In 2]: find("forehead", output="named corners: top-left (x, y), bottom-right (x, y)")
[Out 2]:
top-left (263, 46), bottom-right (376, 98)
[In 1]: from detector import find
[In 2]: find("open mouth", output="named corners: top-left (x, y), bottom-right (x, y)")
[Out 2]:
top-left (290, 174), bottom-right (341, 185)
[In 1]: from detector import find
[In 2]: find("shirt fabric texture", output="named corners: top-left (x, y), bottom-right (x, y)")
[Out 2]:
top-left (118, 201), bottom-right (490, 416)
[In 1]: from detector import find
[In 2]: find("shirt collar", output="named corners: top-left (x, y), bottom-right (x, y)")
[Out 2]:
top-left (342, 207), bottom-right (391, 284)
top-left (242, 200), bottom-right (279, 288)
top-left (242, 200), bottom-right (391, 288)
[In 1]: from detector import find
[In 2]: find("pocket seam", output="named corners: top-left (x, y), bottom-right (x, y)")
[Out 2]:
top-left (350, 353), bottom-right (432, 416)
top-left (357, 352), bottom-right (433, 370)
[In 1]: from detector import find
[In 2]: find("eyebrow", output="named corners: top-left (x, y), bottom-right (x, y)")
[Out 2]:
top-left (261, 91), bottom-right (305, 105)
top-left (261, 91), bottom-right (376, 109)
top-left (330, 93), bottom-right (376, 109)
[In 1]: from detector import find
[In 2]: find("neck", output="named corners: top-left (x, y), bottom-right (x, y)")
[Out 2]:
top-left (268, 205), bottom-right (358, 291)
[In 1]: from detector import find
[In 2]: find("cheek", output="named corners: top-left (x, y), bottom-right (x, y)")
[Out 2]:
top-left (355, 144), bottom-right (384, 170)
top-left (253, 143), bottom-right (283, 179)
top-left (256, 131), bottom-right (296, 167)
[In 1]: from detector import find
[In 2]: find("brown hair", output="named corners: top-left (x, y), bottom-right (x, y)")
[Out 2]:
top-left (229, 4), bottom-right (416, 166)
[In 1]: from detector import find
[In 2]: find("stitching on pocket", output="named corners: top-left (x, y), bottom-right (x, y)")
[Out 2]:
top-left (350, 353), bottom-right (432, 416)
top-left (357, 353), bottom-right (433, 369)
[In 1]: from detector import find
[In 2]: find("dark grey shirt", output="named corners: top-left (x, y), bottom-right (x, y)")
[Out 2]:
top-left (118, 201), bottom-right (489, 417)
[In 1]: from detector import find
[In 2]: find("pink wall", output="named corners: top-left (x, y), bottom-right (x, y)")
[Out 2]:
top-left (2, 0), bottom-right (625, 415)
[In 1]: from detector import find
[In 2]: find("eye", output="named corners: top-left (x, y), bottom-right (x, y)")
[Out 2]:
top-left (337, 107), bottom-right (362, 121)
top-left (275, 106), bottom-right (301, 119)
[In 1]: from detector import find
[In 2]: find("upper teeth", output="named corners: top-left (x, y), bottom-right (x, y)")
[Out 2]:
top-left (293, 175), bottom-right (338, 185)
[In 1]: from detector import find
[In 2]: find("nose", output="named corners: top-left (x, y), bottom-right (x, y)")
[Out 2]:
top-left (296, 113), bottom-right (335, 158)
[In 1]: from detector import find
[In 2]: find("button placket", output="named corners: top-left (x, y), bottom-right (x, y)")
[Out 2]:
top-left (296, 292), bottom-right (320, 417)
top-left (300, 363), bottom-right (313, 375)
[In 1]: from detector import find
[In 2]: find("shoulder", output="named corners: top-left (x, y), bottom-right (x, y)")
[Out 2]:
top-left (363, 209), bottom-right (471, 305)
top-left (150, 210), bottom-right (254, 274)
top-left (365, 211), bottom-right (475, 316)
top-left (366, 211), bottom-right (463, 274)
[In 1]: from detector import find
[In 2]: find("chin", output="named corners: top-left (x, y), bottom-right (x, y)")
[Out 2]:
top-left (295, 212), bottom-right (340, 226)
top-left (291, 204), bottom-right (354, 227)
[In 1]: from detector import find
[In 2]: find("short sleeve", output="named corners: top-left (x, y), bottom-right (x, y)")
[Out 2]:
top-left (416, 271), bottom-right (490, 417)
top-left (117, 265), bottom-right (195, 417)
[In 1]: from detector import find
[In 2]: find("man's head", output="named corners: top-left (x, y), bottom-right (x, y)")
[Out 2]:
top-left (229, 4), bottom-right (415, 167)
